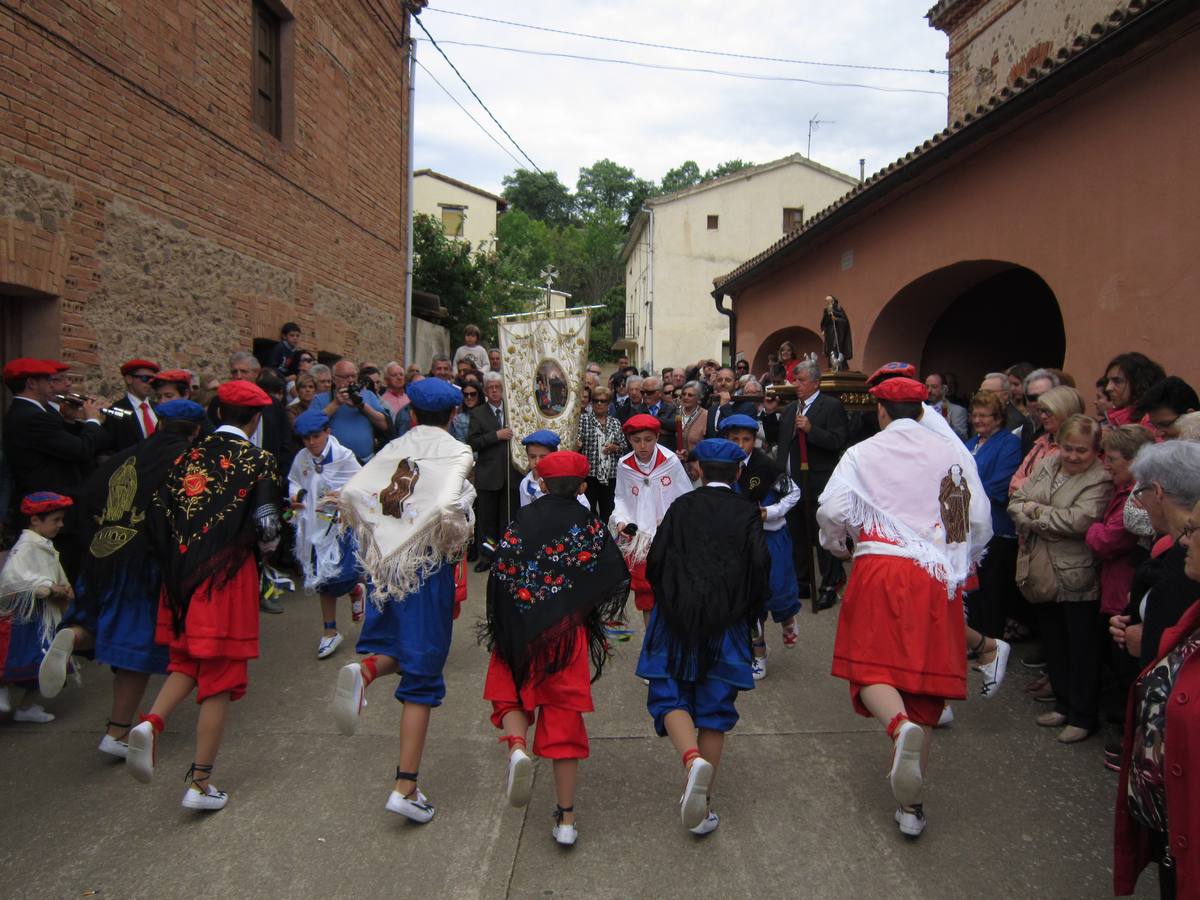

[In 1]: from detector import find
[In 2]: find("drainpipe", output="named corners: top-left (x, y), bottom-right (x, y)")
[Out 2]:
top-left (713, 290), bottom-right (736, 363)
top-left (644, 206), bottom-right (654, 371)
top-left (402, 37), bottom-right (417, 368)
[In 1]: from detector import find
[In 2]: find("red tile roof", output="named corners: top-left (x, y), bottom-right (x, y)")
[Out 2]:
top-left (712, 0), bottom-right (1177, 296)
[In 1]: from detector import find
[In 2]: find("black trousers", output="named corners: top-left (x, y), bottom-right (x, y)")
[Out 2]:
top-left (585, 476), bottom-right (615, 523)
top-left (1035, 600), bottom-right (1104, 731)
top-left (966, 536), bottom-right (1018, 639)
top-left (474, 484), bottom-right (518, 556)
top-left (786, 470), bottom-right (842, 597)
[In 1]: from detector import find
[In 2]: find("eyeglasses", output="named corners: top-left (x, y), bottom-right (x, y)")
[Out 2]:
top-left (462, 391), bottom-right (479, 398)
top-left (1181, 522), bottom-right (1197, 541)
top-left (1026, 393), bottom-right (1042, 405)
top-left (1132, 484), bottom-right (1153, 497)
top-left (1150, 415), bottom-right (1180, 432)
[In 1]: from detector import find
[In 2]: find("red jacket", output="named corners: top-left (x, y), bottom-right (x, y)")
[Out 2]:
top-left (1086, 483), bottom-right (1137, 616)
top-left (1114, 598), bottom-right (1200, 897)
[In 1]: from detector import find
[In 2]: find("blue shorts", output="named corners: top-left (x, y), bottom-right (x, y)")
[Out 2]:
top-left (95, 589), bottom-right (169, 675)
top-left (355, 564), bottom-right (454, 707)
top-left (645, 675), bottom-right (741, 737)
top-left (763, 528), bottom-right (801, 622)
top-left (314, 531), bottom-right (361, 598)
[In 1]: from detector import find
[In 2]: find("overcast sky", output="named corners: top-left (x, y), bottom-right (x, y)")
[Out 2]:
top-left (412, 1), bottom-right (951, 196)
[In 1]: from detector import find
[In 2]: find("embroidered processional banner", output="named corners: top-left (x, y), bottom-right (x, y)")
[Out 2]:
top-left (497, 309), bottom-right (591, 472)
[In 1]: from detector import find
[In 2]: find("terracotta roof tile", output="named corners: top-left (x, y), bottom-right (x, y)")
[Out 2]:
top-left (712, 0), bottom-right (1174, 294)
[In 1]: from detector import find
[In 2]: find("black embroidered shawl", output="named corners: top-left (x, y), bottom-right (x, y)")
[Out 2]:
top-left (76, 430), bottom-right (193, 606)
top-left (739, 447), bottom-right (792, 505)
top-left (483, 494), bottom-right (630, 691)
top-left (148, 432), bottom-right (280, 633)
top-left (646, 486), bottom-right (770, 680)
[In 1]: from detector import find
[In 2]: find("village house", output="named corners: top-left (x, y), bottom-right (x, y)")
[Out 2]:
top-left (711, 0), bottom-right (1198, 391)
top-left (617, 154), bottom-right (859, 370)
top-left (413, 168), bottom-right (507, 251)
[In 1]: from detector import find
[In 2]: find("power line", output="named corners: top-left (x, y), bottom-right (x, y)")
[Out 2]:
top-left (415, 59), bottom-right (526, 170)
top-left (412, 17), bottom-right (544, 174)
top-left (426, 6), bottom-right (949, 76)
top-left (425, 39), bottom-right (947, 97)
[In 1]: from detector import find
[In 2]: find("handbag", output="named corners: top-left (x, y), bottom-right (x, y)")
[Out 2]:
top-left (1015, 533), bottom-right (1058, 603)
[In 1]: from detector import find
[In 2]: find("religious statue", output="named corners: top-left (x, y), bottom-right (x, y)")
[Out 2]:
top-left (820, 295), bottom-right (853, 372)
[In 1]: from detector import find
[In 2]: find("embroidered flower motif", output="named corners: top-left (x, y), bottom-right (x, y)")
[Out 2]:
top-left (182, 472), bottom-right (208, 497)
top-left (577, 551), bottom-right (592, 562)
top-left (179, 543), bottom-right (187, 554)
top-left (237, 488), bottom-right (248, 498)
top-left (219, 456), bottom-right (231, 470)
top-left (189, 449), bottom-right (201, 460)
top-left (660, 475), bottom-right (672, 487)
top-left (174, 455), bottom-right (183, 464)
top-left (517, 587), bottom-right (532, 601)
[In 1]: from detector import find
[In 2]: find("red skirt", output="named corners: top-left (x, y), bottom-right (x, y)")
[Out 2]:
top-left (831, 554), bottom-right (966, 702)
top-left (155, 554), bottom-right (260, 661)
top-left (483, 625), bottom-right (593, 714)
top-left (629, 559), bottom-right (654, 612)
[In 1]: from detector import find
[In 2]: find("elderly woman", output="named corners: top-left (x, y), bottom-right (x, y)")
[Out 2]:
top-left (287, 372), bottom-right (319, 428)
top-left (1010, 415), bottom-right (1113, 743)
top-left (676, 381), bottom-right (709, 455)
top-left (1010, 385), bottom-right (1086, 496)
top-left (310, 363), bottom-right (333, 398)
top-left (576, 387), bottom-right (626, 522)
top-left (964, 390), bottom-right (1024, 643)
top-left (1114, 509), bottom-right (1200, 899)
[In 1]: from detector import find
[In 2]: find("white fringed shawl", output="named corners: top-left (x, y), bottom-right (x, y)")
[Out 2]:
top-left (608, 445), bottom-right (692, 565)
top-left (0, 529), bottom-right (66, 645)
top-left (339, 426), bottom-right (475, 605)
top-left (817, 417), bottom-right (992, 594)
top-left (287, 434), bottom-right (361, 590)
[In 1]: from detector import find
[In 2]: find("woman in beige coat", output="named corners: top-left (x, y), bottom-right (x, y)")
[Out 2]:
top-left (1009, 414), bottom-right (1113, 744)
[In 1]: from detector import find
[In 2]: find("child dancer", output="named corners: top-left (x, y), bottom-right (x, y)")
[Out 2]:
top-left (483, 450), bottom-right (629, 845)
top-left (817, 377), bottom-right (991, 838)
top-left (519, 430), bottom-right (589, 510)
top-left (0, 493), bottom-right (75, 722)
top-left (333, 377), bottom-right (476, 823)
top-left (124, 381), bottom-right (281, 812)
top-left (718, 414), bottom-right (802, 680)
top-left (610, 414), bottom-right (690, 626)
top-left (39, 399), bottom-right (207, 758)
top-left (288, 408), bottom-right (363, 659)
top-left (636, 439), bottom-right (769, 835)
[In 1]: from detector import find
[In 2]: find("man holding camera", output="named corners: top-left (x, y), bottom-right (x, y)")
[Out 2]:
top-left (315, 359), bottom-right (389, 464)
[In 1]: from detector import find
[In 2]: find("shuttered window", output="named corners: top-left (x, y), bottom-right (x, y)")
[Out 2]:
top-left (252, 0), bottom-right (281, 137)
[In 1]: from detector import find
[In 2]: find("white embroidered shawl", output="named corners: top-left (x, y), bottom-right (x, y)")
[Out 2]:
top-left (287, 434), bottom-right (362, 589)
top-left (609, 445), bottom-right (692, 564)
top-left (0, 529), bottom-right (67, 644)
top-left (817, 416), bottom-right (992, 592)
top-left (339, 425), bottom-right (475, 605)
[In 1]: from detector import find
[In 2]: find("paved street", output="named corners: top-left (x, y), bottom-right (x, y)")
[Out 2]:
top-left (0, 568), bottom-right (1155, 900)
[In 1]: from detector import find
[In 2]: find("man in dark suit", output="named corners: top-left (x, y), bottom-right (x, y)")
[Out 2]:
top-left (634, 375), bottom-right (679, 450)
top-left (705, 367), bottom-right (758, 438)
top-left (3, 358), bottom-right (107, 579)
top-left (104, 358), bottom-right (160, 453)
top-left (776, 358), bottom-right (850, 610)
top-left (468, 372), bottom-right (519, 572)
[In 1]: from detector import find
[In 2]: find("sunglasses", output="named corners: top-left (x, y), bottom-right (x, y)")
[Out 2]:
top-left (462, 390), bottom-right (479, 398)
top-left (130, 374), bottom-right (155, 383)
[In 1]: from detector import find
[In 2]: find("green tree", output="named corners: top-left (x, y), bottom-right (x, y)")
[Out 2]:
top-left (703, 159), bottom-right (754, 180)
top-left (500, 169), bottom-right (575, 226)
top-left (575, 159), bottom-right (654, 225)
top-left (659, 160), bottom-right (702, 194)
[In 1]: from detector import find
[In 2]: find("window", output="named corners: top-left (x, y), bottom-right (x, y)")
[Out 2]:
top-left (441, 206), bottom-right (466, 237)
top-left (252, 0), bottom-right (282, 136)
top-left (706, 215), bottom-right (719, 230)
top-left (783, 207), bottom-right (804, 232)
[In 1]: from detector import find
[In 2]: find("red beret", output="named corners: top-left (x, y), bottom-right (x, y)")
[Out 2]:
top-left (20, 491), bottom-right (74, 516)
top-left (870, 377), bottom-right (928, 403)
top-left (2, 358), bottom-right (61, 380)
top-left (622, 413), bottom-right (661, 435)
top-left (151, 368), bottom-right (193, 385)
top-left (537, 450), bottom-right (589, 480)
top-left (217, 380), bottom-right (273, 407)
top-left (120, 359), bottom-right (161, 375)
top-left (867, 362), bottom-right (917, 386)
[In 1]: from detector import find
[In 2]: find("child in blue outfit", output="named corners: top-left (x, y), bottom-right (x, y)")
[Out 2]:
top-left (635, 438), bottom-right (769, 835)
top-left (718, 414), bottom-right (802, 680)
top-left (333, 377), bottom-right (476, 824)
top-left (0, 492), bottom-right (75, 723)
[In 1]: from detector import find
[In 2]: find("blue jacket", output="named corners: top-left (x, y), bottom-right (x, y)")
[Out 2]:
top-left (965, 429), bottom-right (1022, 538)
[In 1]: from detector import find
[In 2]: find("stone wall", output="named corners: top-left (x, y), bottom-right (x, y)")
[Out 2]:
top-left (931, 0), bottom-right (1120, 123)
top-left (0, 0), bottom-right (417, 399)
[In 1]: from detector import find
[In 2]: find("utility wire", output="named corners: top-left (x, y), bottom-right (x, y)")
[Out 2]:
top-left (415, 59), bottom-right (526, 170)
top-left (412, 17), bottom-right (544, 173)
top-left (426, 6), bottom-right (949, 76)
top-left (427, 40), bottom-right (947, 97)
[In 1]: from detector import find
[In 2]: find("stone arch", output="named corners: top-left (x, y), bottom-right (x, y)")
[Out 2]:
top-left (864, 261), bottom-right (1064, 392)
top-left (750, 325), bottom-right (823, 378)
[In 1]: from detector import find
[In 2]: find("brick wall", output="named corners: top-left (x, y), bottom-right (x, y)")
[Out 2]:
top-left (931, 0), bottom-right (1119, 124)
top-left (0, 0), bottom-right (419, 397)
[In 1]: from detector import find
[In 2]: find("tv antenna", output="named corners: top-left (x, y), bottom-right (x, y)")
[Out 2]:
top-left (807, 113), bottom-right (835, 158)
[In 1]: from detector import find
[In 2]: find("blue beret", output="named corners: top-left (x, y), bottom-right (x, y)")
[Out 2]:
top-left (407, 378), bottom-right (462, 412)
top-left (693, 438), bottom-right (747, 463)
top-left (717, 414), bottom-right (758, 433)
top-left (522, 429), bottom-right (561, 448)
top-left (293, 407), bottom-right (330, 436)
top-left (155, 399), bottom-right (206, 422)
